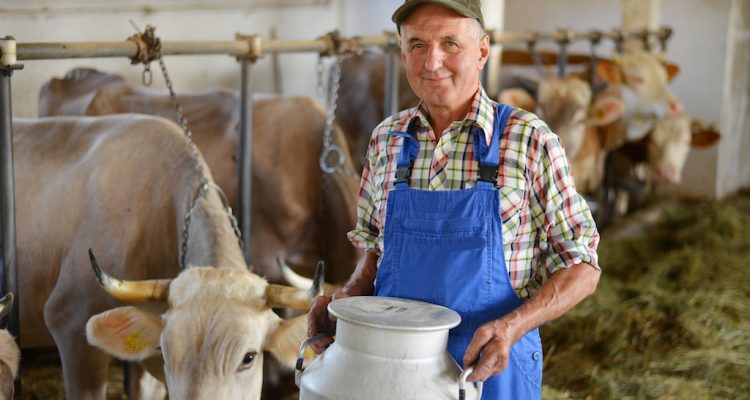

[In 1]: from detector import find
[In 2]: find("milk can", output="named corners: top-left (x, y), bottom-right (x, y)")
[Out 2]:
top-left (296, 296), bottom-right (482, 400)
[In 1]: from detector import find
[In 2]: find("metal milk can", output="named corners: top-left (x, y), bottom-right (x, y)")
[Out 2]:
top-left (297, 296), bottom-right (482, 400)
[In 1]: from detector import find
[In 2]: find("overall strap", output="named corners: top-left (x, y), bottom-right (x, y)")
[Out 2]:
top-left (391, 118), bottom-right (420, 188)
top-left (473, 103), bottom-right (513, 189)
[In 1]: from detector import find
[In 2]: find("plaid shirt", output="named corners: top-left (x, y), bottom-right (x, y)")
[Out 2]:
top-left (348, 87), bottom-right (600, 299)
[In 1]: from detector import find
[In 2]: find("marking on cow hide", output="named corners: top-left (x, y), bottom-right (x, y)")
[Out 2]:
top-left (125, 332), bottom-right (147, 352)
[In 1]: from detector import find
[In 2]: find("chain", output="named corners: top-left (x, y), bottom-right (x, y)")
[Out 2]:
top-left (156, 57), bottom-right (243, 269)
top-left (318, 56), bottom-right (360, 180)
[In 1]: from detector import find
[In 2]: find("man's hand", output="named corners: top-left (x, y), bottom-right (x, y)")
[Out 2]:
top-left (462, 319), bottom-right (517, 382)
top-left (462, 262), bottom-right (600, 382)
top-left (306, 250), bottom-right (379, 354)
top-left (306, 292), bottom-right (349, 354)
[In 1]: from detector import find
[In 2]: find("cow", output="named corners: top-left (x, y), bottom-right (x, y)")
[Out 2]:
top-left (14, 114), bottom-right (315, 399)
top-left (38, 68), bottom-right (362, 285)
top-left (86, 252), bottom-right (320, 400)
top-left (337, 50), bottom-right (420, 172)
top-left (0, 293), bottom-right (19, 400)
top-left (499, 76), bottom-right (623, 196)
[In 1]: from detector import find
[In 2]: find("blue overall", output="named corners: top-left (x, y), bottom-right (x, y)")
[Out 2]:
top-left (375, 104), bottom-right (543, 399)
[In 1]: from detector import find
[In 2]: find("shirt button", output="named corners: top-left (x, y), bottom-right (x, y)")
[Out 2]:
top-left (532, 352), bottom-right (541, 361)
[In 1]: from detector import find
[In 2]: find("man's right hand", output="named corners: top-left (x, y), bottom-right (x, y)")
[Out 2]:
top-left (306, 251), bottom-right (379, 354)
top-left (307, 292), bottom-right (350, 354)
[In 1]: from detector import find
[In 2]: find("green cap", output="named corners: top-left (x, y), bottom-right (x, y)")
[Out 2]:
top-left (392, 0), bottom-right (484, 29)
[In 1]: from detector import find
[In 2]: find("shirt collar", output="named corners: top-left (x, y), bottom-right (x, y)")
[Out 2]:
top-left (395, 86), bottom-right (496, 144)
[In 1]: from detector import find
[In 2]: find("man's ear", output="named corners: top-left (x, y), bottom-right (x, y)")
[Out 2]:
top-left (264, 314), bottom-right (310, 369)
top-left (86, 306), bottom-right (164, 361)
top-left (479, 34), bottom-right (491, 68)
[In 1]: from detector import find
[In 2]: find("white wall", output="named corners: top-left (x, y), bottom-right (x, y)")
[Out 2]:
top-left (504, 0), bottom-right (738, 199)
top-left (1, 0), bottom-right (402, 118)
top-left (4, 0), bottom-right (746, 197)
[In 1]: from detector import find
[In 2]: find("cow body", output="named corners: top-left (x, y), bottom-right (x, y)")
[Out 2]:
top-left (39, 68), bottom-right (361, 284)
top-left (337, 51), bottom-right (420, 172)
top-left (15, 114), bottom-right (307, 399)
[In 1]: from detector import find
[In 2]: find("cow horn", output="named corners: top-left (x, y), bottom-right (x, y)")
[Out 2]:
top-left (0, 292), bottom-right (14, 319)
top-left (277, 257), bottom-right (340, 295)
top-left (89, 249), bottom-right (170, 302)
top-left (266, 261), bottom-right (324, 310)
top-left (277, 257), bottom-right (315, 289)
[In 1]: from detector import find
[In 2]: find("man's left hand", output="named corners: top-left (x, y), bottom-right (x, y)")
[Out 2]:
top-left (462, 319), bottom-right (517, 382)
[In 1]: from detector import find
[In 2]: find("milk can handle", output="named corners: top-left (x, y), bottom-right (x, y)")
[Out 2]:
top-left (459, 366), bottom-right (484, 400)
top-left (295, 333), bottom-right (329, 387)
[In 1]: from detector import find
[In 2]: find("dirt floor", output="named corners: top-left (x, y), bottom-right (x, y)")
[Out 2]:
top-left (14, 191), bottom-right (750, 399)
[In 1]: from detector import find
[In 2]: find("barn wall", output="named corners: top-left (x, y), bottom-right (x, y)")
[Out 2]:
top-left (504, 0), bottom-right (736, 199)
top-left (4, 0), bottom-right (745, 197)
top-left (717, 0), bottom-right (750, 198)
top-left (0, 0), bottom-right (401, 118)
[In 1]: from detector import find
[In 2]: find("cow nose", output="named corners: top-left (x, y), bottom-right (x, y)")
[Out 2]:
top-left (655, 165), bottom-right (678, 184)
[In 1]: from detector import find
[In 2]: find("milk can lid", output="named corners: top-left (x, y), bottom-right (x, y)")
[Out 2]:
top-left (328, 296), bottom-right (461, 331)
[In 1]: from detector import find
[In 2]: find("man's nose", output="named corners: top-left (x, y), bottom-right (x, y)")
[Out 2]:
top-left (424, 46), bottom-right (444, 71)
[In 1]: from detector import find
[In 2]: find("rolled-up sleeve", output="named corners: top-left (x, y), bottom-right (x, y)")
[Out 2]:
top-left (532, 132), bottom-right (600, 275)
top-left (347, 139), bottom-right (381, 252)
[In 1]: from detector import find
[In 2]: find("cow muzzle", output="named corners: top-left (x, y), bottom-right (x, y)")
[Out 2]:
top-left (89, 249), bottom-right (171, 302)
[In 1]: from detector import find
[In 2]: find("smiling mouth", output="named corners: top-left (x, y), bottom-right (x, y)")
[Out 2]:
top-left (423, 76), bottom-right (450, 84)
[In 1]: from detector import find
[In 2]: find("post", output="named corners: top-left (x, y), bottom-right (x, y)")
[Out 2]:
top-left (383, 33), bottom-right (400, 119)
top-left (481, 0), bottom-right (505, 97)
top-left (621, 0), bottom-right (660, 50)
top-left (0, 35), bottom-right (22, 395)
top-left (238, 57), bottom-right (254, 264)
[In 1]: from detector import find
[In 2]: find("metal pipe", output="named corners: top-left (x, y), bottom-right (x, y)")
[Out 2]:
top-left (16, 41), bottom-right (249, 60)
top-left (1, 65), bottom-right (21, 352)
top-left (8, 27), bottom-right (672, 61)
top-left (238, 58), bottom-right (253, 264)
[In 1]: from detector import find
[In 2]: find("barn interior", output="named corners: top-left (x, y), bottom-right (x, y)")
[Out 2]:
top-left (1, 0), bottom-right (749, 399)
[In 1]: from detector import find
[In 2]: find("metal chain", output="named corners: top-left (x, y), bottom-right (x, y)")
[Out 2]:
top-left (156, 58), bottom-right (243, 269)
top-left (318, 56), bottom-right (360, 180)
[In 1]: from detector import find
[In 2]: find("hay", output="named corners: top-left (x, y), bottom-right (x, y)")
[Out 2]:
top-left (541, 197), bottom-right (750, 399)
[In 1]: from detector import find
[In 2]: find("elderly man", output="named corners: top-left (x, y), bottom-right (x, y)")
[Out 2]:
top-left (308, 0), bottom-right (601, 398)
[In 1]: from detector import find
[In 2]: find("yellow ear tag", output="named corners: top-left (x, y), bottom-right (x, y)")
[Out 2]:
top-left (125, 332), bottom-right (147, 352)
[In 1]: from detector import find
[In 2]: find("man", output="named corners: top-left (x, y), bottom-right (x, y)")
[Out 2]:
top-left (307, 1), bottom-right (601, 398)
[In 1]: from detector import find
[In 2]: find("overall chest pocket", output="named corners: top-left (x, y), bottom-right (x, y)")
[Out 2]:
top-left (389, 217), bottom-right (494, 312)
top-left (498, 186), bottom-right (526, 245)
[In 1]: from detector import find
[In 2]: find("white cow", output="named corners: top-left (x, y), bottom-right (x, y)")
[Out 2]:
top-left (0, 293), bottom-right (19, 400)
top-left (14, 114), bottom-right (313, 399)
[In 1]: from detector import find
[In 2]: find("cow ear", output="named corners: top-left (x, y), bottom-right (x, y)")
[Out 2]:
top-left (265, 314), bottom-right (309, 369)
top-left (86, 306), bottom-right (164, 361)
top-left (595, 61), bottom-right (623, 84)
top-left (588, 95), bottom-right (624, 127)
top-left (691, 120), bottom-right (722, 148)
top-left (664, 62), bottom-right (680, 82)
top-left (499, 88), bottom-right (536, 112)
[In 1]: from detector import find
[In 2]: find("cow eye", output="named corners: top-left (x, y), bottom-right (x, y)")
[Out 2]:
top-left (238, 351), bottom-right (258, 372)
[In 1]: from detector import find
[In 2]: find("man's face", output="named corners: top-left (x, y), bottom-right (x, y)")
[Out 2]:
top-left (400, 4), bottom-right (489, 113)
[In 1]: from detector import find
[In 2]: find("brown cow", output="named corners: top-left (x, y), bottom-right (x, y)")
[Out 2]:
top-left (39, 68), bottom-right (362, 285)
top-left (500, 76), bottom-right (622, 195)
top-left (14, 114), bottom-right (314, 399)
top-left (337, 50), bottom-right (420, 172)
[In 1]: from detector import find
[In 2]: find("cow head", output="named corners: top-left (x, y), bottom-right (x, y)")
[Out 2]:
top-left (86, 250), bottom-right (322, 399)
top-left (647, 116), bottom-right (721, 184)
top-left (607, 48), bottom-right (683, 116)
top-left (503, 76), bottom-right (620, 159)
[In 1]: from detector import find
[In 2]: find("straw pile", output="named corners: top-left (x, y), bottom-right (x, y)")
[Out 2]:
top-left (541, 197), bottom-right (750, 399)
